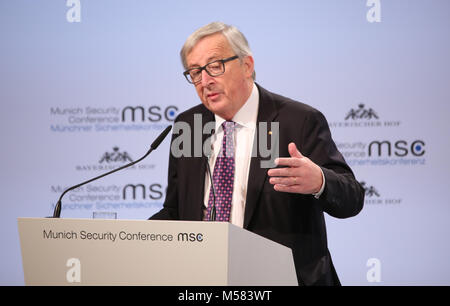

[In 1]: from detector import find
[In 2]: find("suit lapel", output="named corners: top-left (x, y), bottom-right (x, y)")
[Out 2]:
top-left (243, 85), bottom-right (278, 229)
top-left (192, 108), bottom-right (215, 220)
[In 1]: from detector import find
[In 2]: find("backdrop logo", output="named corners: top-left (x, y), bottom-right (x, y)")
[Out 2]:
top-left (345, 104), bottom-right (379, 120)
top-left (337, 139), bottom-right (426, 166)
top-left (121, 105), bottom-right (178, 123)
top-left (330, 103), bottom-right (400, 128)
top-left (368, 140), bottom-right (425, 157)
top-left (99, 147), bottom-right (133, 164)
top-left (360, 181), bottom-right (402, 206)
top-left (50, 105), bottom-right (178, 133)
top-left (122, 183), bottom-right (165, 201)
top-left (75, 146), bottom-right (155, 171)
top-left (50, 183), bottom-right (166, 213)
top-left (360, 181), bottom-right (380, 197)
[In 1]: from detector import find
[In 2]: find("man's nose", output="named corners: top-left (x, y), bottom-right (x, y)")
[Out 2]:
top-left (201, 69), bottom-right (215, 87)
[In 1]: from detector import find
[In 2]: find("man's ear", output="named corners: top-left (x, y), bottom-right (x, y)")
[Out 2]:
top-left (242, 55), bottom-right (254, 79)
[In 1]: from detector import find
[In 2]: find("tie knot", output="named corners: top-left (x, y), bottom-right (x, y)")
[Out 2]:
top-left (222, 121), bottom-right (235, 136)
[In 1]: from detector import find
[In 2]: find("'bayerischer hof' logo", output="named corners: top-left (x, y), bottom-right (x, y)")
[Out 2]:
top-left (330, 103), bottom-right (400, 128)
top-left (360, 181), bottom-right (402, 206)
top-left (345, 104), bottom-right (379, 120)
top-left (75, 146), bottom-right (155, 171)
top-left (99, 147), bottom-right (133, 164)
top-left (360, 181), bottom-right (380, 197)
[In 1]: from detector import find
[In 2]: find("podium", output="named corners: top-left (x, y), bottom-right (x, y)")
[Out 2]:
top-left (17, 218), bottom-right (298, 286)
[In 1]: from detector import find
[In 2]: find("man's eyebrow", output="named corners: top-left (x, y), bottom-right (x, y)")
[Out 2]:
top-left (206, 55), bottom-right (221, 62)
top-left (187, 54), bottom-right (221, 69)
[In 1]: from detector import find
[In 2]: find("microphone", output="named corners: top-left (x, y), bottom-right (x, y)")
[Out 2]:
top-left (204, 127), bottom-right (217, 221)
top-left (205, 151), bottom-right (217, 221)
top-left (52, 125), bottom-right (172, 218)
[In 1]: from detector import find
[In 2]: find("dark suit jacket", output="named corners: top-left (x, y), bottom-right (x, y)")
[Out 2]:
top-left (151, 84), bottom-right (365, 286)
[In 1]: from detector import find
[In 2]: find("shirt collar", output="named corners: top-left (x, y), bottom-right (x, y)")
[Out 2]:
top-left (214, 83), bottom-right (259, 132)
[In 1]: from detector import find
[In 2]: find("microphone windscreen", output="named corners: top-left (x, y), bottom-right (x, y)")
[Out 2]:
top-left (150, 125), bottom-right (172, 150)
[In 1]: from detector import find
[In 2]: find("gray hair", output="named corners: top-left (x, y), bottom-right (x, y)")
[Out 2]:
top-left (180, 22), bottom-right (255, 80)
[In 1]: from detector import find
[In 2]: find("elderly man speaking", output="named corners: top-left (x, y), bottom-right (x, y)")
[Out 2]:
top-left (150, 22), bottom-right (364, 286)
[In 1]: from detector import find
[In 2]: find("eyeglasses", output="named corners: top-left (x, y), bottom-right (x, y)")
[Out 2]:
top-left (183, 55), bottom-right (239, 84)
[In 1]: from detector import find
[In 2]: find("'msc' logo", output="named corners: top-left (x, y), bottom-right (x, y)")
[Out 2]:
top-left (121, 105), bottom-right (178, 122)
top-left (368, 140), bottom-right (425, 157)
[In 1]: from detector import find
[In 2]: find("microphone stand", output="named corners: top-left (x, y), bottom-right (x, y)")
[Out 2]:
top-left (52, 125), bottom-right (172, 218)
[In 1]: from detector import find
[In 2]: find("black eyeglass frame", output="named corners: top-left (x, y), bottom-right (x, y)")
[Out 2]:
top-left (183, 55), bottom-right (239, 84)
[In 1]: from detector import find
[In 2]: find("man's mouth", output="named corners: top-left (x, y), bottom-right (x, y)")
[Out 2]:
top-left (206, 92), bottom-right (220, 99)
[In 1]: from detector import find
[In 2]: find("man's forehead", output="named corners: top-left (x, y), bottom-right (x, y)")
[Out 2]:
top-left (186, 34), bottom-right (233, 67)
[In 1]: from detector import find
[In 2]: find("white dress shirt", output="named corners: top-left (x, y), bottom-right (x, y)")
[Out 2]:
top-left (203, 83), bottom-right (259, 228)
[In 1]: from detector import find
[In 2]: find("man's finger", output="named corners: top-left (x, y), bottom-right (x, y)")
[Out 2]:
top-left (273, 184), bottom-right (301, 193)
top-left (267, 166), bottom-right (296, 177)
top-left (288, 142), bottom-right (304, 158)
top-left (274, 157), bottom-right (302, 167)
top-left (269, 177), bottom-right (300, 186)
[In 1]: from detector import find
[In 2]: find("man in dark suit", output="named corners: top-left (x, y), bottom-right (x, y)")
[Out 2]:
top-left (150, 22), bottom-right (364, 286)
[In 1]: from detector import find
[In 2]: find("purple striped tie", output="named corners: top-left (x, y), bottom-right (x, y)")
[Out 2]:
top-left (205, 121), bottom-right (235, 222)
